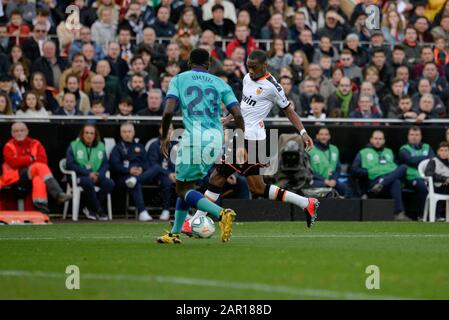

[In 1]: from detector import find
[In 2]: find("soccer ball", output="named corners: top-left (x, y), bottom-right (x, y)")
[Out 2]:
top-left (191, 216), bottom-right (216, 238)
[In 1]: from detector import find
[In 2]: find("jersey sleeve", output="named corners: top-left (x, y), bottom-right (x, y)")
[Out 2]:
top-left (166, 75), bottom-right (180, 101)
top-left (221, 82), bottom-right (239, 110)
top-left (272, 84), bottom-right (290, 109)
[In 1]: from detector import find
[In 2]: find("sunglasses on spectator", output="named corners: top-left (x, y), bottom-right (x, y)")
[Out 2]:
top-left (35, 30), bottom-right (46, 33)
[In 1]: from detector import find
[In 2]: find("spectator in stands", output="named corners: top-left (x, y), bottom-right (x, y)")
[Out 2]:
top-left (327, 77), bottom-right (357, 118)
top-left (136, 27), bottom-right (167, 69)
top-left (123, 55), bottom-right (151, 89)
top-left (352, 130), bottom-right (410, 221)
top-left (412, 46), bottom-right (445, 80)
top-left (145, 125), bottom-right (177, 221)
top-left (30, 71), bottom-right (59, 113)
top-left (395, 65), bottom-right (415, 96)
top-left (7, 9), bottom-right (31, 46)
top-left (391, 45), bottom-right (411, 74)
top-left (343, 33), bottom-right (369, 68)
top-left (349, 94), bottom-right (382, 121)
top-left (330, 66), bottom-right (344, 88)
top-left (423, 62), bottom-right (449, 106)
top-left (326, 0), bottom-right (349, 22)
top-left (93, 0), bottom-right (120, 26)
top-left (416, 93), bottom-right (441, 121)
top-left (125, 73), bottom-right (148, 114)
top-left (117, 26), bottom-right (135, 65)
top-left (241, 0), bottom-right (270, 38)
top-left (202, 0), bottom-right (237, 25)
top-left (88, 74), bottom-right (116, 115)
top-left (0, 92), bottom-right (13, 115)
top-left (288, 10), bottom-right (309, 40)
top-left (119, 1), bottom-right (147, 44)
top-left (339, 49), bottom-right (362, 86)
top-left (1, 122), bottom-right (70, 213)
top-left (434, 37), bottom-right (449, 70)
top-left (424, 141), bottom-right (449, 221)
top-left (137, 46), bottom-right (160, 88)
top-left (159, 74), bottom-right (172, 99)
top-left (9, 45), bottom-right (30, 75)
top-left (33, 8), bottom-right (56, 34)
top-left (431, 12), bottom-right (449, 46)
top-left (298, 79), bottom-right (318, 117)
top-left (369, 48), bottom-right (394, 88)
top-left (382, 78), bottom-right (405, 116)
top-left (82, 43), bottom-right (97, 72)
top-left (230, 46), bottom-right (247, 77)
top-left (399, 126), bottom-right (434, 219)
top-left (95, 60), bottom-right (121, 107)
top-left (91, 7), bottom-right (117, 54)
top-left (306, 93), bottom-right (326, 122)
top-left (0, 23), bottom-right (13, 55)
top-left (68, 26), bottom-right (104, 63)
top-left (66, 124), bottom-right (114, 221)
top-left (289, 29), bottom-right (314, 63)
top-left (110, 122), bottom-right (154, 221)
top-left (319, 55), bottom-right (332, 79)
top-left (60, 53), bottom-right (96, 94)
top-left (312, 35), bottom-right (340, 64)
top-left (151, 6), bottom-right (176, 38)
top-left (388, 95), bottom-right (418, 120)
top-left (199, 30), bottom-right (226, 61)
top-left (360, 81), bottom-right (383, 116)
top-left (260, 12), bottom-right (288, 41)
top-left (55, 17), bottom-right (75, 58)
top-left (136, 0), bottom-right (156, 26)
top-left (267, 38), bottom-right (292, 77)
top-left (298, 0), bottom-right (325, 34)
top-left (289, 50), bottom-right (308, 86)
top-left (221, 58), bottom-right (243, 98)
top-left (307, 126), bottom-right (350, 197)
top-left (115, 96), bottom-right (134, 116)
top-left (0, 73), bottom-right (21, 112)
top-left (15, 91), bottom-right (49, 118)
top-left (412, 78), bottom-right (446, 117)
top-left (11, 62), bottom-right (30, 95)
top-left (316, 9), bottom-right (352, 42)
top-left (381, 9), bottom-right (404, 45)
top-left (22, 23), bottom-right (50, 62)
top-left (89, 100), bottom-right (108, 119)
top-left (58, 74), bottom-right (91, 115)
top-left (301, 63), bottom-right (335, 102)
top-left (76, 0), bottom-right (98, 28)
top-left (225, 23), bottom-right (257, 59)
top-left (399, 26), bottom-right (420, 66)
top-left (54, 92), bottom-right (82, 116)
top-left (30, 40), bottom-right (67, 90)
top-left (369, 31), bottom-right (392, 59)
top-left (175, 7), bottom-right (202, 44)
top-left (137, 89), bottom-right (163, 116)
top-left (414, 16), bottom-right (433, 43)
top-left (350, 0), bottom-right (374, 25)
top-left (278, 76), bottom-right (301, 116)
top-left (105, 42), bottom-right (129, 79)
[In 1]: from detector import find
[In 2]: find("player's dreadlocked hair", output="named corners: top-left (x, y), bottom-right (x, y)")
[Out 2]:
top-left (248, 50), bottom-right (267, 63)
top-left (189, 48), bottom-right (210, 68)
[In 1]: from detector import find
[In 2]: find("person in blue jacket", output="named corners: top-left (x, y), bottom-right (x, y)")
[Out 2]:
top-left (145, 125), bottom-right (177, 221)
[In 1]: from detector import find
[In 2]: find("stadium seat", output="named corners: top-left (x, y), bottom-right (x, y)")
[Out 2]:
top-left (59, 158), bottom-right (113, 221)
top-left (418, 159), bottom-right (449, 222)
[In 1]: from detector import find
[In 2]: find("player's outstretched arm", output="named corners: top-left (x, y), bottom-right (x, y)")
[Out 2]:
top-left (282, 105), bottom-right (314, 151)
top-left (160, 98), bottom-right (177, 159)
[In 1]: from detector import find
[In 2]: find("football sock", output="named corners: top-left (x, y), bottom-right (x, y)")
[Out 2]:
top-left (265, 184), bottom-right (308, 209)
top-left (191, 189), bottom-right (221, 221)
top-left (170, 197), bottom-right (190, 234)
top-left (184, 189), bottom-right (223, 218)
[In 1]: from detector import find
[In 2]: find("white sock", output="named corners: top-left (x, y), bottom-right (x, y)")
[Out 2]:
top-left (268, 185), bottom-right (308, 209)
top-left (191, 190), bottom-right (220, 221)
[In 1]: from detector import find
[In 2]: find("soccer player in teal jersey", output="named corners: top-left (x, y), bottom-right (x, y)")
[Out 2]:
top-left (157, 48), bottom-right (245, 244)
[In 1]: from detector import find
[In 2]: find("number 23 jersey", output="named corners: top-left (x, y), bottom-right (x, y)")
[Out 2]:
top-left (241, 73), bottom-right (290, 141)
top-left (167, 69), bottom-right (239, 147)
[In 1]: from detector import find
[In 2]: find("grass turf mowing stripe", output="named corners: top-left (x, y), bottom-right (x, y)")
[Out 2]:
top-left (0, 270), bottom-right (410, 300)
top-left (1, 234), bottom-right (449, 241)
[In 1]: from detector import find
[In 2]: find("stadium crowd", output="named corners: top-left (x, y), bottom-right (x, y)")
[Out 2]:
top-left (2, 0), bottom-right (449, 221)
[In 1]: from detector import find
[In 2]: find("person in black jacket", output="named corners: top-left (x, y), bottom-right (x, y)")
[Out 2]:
top-left (110, 122), bottom-right (155, 222)
top-left (124, 74), bottom-right (148, 114)
top-left (30, 40), bottom-right (68, 89)
top-left (22, 23), bottom-right (59, 63)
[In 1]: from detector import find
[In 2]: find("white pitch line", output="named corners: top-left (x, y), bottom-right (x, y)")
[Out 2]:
top-left (0, 269), bottom-right (410, 300)
top-left (1, 234), bottom-right (449, 241)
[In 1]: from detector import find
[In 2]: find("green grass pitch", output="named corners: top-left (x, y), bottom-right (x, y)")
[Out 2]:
top-left (0, 221), bottom-right (448, 300)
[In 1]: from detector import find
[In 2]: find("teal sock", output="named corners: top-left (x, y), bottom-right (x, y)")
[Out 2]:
top-left (171, 210), bottom-right (189, 234)
top-left (196, 198), bottom-right (222, 219)
top-left (184, 189), bottom-right (223, 219)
